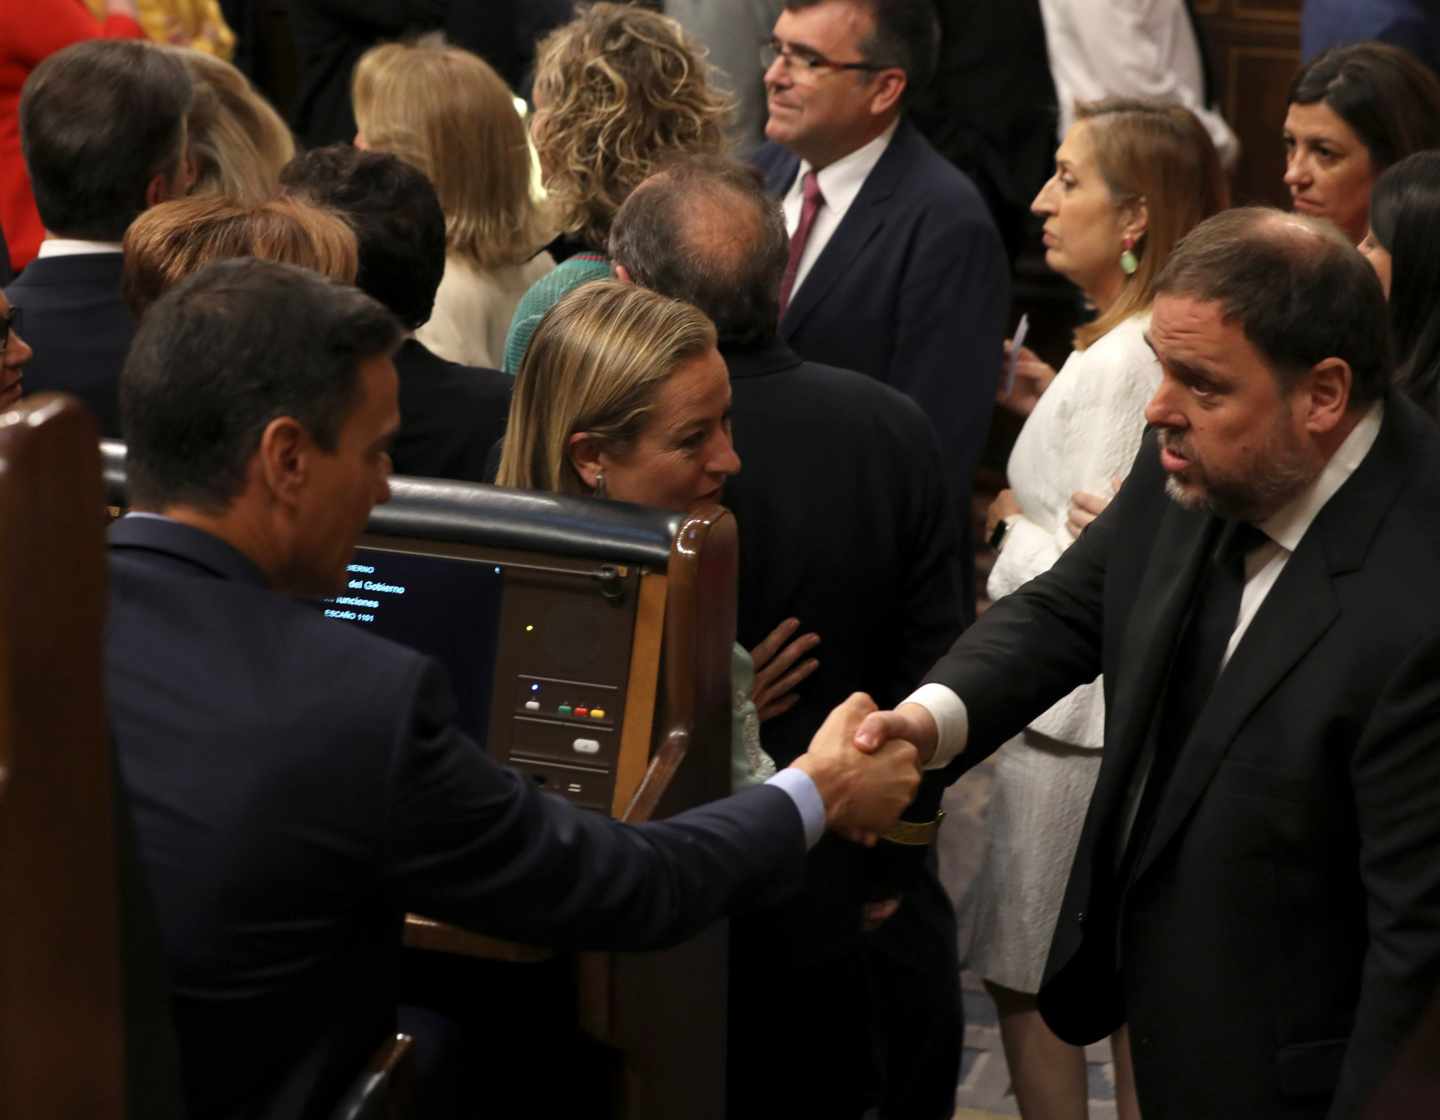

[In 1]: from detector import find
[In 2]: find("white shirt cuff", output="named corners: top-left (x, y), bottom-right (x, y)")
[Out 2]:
top-left (765, 767), bottom-right (826, 849)
top-left (903, 683), bottom-right (970, 770)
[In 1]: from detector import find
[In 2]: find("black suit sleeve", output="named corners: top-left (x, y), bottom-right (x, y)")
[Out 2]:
top-left (1332, 634), bottom-right (1440, 1116)
top-left (382, 662), bottom-right (805, 948)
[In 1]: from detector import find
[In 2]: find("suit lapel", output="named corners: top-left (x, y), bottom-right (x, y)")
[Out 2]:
top-left (779, 123), bottom-right (907, 336)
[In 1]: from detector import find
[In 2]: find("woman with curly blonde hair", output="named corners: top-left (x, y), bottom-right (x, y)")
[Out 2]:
top-left (353, 39), bottom-right (555, 370)
top-left (502, 2), bottom-right (732, 372)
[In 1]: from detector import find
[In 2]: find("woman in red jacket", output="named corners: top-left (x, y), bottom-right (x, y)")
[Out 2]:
top-left (1, 0), bottom-right (146, 274)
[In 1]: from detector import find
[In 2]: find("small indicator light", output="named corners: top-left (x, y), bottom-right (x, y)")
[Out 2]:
top-left (530, 682), bottom-right (540, 692)
top-left (525, 624), bottom-right (534, 632)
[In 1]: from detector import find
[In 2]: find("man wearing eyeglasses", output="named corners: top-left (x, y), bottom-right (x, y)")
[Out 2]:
top-left (744, 7), bottom-right (1006, 1117)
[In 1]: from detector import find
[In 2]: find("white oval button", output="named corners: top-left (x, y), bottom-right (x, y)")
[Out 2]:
top-left (573, 738), bottom-right (601, 755)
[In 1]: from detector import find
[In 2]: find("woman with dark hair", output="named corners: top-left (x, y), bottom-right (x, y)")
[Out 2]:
top-left (1360, 149), bottom-right (1440, 416)
top-left (1284, 40), bottom-right (1440, 243)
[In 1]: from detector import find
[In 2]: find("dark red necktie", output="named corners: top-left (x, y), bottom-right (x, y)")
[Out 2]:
top-left (778, 170), bottom-right (824, 316)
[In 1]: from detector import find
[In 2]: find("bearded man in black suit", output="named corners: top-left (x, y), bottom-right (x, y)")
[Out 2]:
top-left (859, 208), bottom-right (1440, 1118)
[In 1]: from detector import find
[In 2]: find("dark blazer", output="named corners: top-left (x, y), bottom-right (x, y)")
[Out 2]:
top-left (925, 397), bottom-right (1440, 1118)
top-left (723, 338), bottom-right (964, 765)
top-left (5, 252), bottom-right (131, 436)
top-left (106, 515), bottom-right (805, 1120)
top-left (754, 118), bottom-right (1009, 497)
top-left (391, 338), bottom-right (510, 484)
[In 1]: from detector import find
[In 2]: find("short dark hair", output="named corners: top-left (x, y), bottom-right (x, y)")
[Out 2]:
top-left (20, 40), bottom-right (193, 241)
top-left (1154, 207), bottom-right (1392, 407)
top-left (785, 0), bottom-right (940, 94)
top-left (1288, 42), bottom-right (1440, 172)
top-left (121, 258), bottom-right (402, 512)
top-left (279, 145), bottom-right (447, 330)
top-left (609, 158), bottom-right (787, 347)
top-left (1370, 151), bottom-right (1440, 418)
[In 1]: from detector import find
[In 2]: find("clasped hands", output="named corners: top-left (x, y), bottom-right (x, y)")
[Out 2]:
top-left (790, 694), bottom-right (941, 844)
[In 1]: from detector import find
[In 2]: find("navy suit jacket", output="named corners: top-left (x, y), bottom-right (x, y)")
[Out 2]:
top-left (391, 338), bottom-right (510, 484)
top-left (5, 252), bottom-right (131, 436)
top-left (924, 397), bottom-right (1440, 1117)
top-left (106, 516), bottom-right (804, 1119)
top-left (754, 119), bottom-right (1008, 496)
top-left (1302, 0), bottom-right (1439, 72)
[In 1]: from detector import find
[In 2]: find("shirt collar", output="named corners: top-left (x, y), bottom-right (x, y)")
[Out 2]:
top-left (38, 238), bottom-right (124, 259)
top-left (792, 119), bottom-right (898, 213)
top-left (1258, 400), bottom-right (1384, 552)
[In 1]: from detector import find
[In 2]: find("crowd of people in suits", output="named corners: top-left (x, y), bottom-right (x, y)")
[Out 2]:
top-left (6, 1), bottom-right (1440, 1119)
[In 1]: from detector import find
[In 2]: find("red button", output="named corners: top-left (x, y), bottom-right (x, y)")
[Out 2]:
top-left (574, 707), bottom-right (589, 717)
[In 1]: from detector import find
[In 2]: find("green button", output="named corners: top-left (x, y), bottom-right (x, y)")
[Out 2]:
top-left (557, 704), bottom-right (573, 716)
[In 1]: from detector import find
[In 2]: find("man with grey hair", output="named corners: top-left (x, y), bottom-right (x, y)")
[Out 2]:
top-left (5, 39), bottom-right (194, 436)
top-left (611, 157), bottom-right (967, 1119)
top-left (858, 208), bottom-right (1440, 1117)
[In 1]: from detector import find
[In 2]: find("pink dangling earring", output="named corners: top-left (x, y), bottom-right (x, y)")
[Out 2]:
top-left (1120, 236), bottom-right (1139, 277)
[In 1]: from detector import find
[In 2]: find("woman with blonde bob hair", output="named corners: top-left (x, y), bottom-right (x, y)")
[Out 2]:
top-left (122, 193), bottom-right (357, 318)
top-left (171, 47), bottom-right (295, 203)
top-left (499, 280), bottom-right (811, 784)
top-left (352, 39), bottom-right (554, 369)
top-left (979, 98), bottom-right (1228, 1120)
top-left (501, 3), bottom-right (731, 373)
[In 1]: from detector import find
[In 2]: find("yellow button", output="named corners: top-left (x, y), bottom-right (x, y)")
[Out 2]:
top-left (589, 708), bottom-right (606, 719)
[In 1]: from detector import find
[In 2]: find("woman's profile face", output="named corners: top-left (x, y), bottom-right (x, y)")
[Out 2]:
top-left (1030, 122), bottom-right (1131, 300)
top-left (1358, 227), bottom-right (1393, 298)
top-left (1283, 100), bottom-right (1377, 244)
top-left (584, 346), bottom-right (741, 513)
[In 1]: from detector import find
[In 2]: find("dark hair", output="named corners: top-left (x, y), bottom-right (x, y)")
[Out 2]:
top-left (121, 258), bottom-right (402, 512)
top-left (609, 158), bottom-right (786, 347)
top-left (279, 145), bottom-right (447, 330)
top-left (1155, 207), bottom-right (1392, 407)
top-left (1370, 151), bottom-right (1440, 417)
top-left (1288, 42), bottom-right (1440, 172)
top-left (785, 0), bottom-right (940, 94)
top-left (19, 40), bottom-right (193, 241)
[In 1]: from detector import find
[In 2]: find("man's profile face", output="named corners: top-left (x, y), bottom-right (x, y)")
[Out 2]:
top-left (1144, 294), bottom-right (1321, 523)
top-left (292, 352), bottom-right (400, 596)
top-left (764, 1), bottom-right (887, 166)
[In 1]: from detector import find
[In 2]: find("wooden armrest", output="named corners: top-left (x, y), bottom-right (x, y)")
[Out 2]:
top-left (401, 915), bottom-right (554, 962)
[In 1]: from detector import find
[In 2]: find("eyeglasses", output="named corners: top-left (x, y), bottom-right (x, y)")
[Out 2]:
top-left (0, 307), bottom-right (19, 356)
top-left (760, 37), bottom-right (895, 76)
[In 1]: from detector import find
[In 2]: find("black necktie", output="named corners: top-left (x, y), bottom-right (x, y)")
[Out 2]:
top-left (1123, 519), bottom-right (1267, 873)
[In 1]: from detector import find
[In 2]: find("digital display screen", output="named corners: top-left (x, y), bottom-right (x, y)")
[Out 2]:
top-left (322, 545), bottom-right (504, 742)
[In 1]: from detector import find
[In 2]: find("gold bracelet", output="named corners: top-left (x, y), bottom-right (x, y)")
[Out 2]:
top-left (881, 810), bottom-right (945, 847)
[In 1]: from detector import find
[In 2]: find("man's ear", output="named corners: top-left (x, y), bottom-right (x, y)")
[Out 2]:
top-left (144, 171), bottom-right (171, 210)
top-left (566, 431), bottom-right (605, 491)
top-left (1302, 357), bottom-right (1353, 434)
top-left (256, 416), bottom-right (311, 508)
top-left (613, 263), bottom-right (634, 285)
top-left (868, 70), bottom-right (907, 118)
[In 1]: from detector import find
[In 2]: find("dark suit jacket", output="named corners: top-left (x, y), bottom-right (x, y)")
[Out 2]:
top-left (723, 338), bottom-right (964, 765)
top-left (391, 338), bottom-right (510, 484)
top-left (106, 515), bottom-right (805, 1120)
top-left (5, 252), bottom-right (131, 436)
top-left (925, 397), bottom-right (1440, 1118)
top-left (754, 119), bottom-right (1009, 618)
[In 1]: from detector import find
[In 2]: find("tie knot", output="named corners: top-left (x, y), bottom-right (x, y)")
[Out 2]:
top-left (802, 169), bottom-right (824, 206)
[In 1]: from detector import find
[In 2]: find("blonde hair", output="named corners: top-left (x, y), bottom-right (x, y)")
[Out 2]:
top-left (173, 47), bottom-right (295, 203)
top-left (122, 194), bottom-right (358, 318)
top-left (352, 40), bottom-right (549, 270)
top-left (1072, 98), bottom-right (1230, 349)
top-left (496, 279), bottom-right (717, 496)
top-left (531, 3), bottom-right (732, 250)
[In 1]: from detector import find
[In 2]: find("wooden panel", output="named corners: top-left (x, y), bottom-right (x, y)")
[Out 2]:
top-left (1196, 0), bottom-right (1302, 208)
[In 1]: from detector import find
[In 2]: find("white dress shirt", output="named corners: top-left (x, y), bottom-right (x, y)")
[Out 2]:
top-left (780, 120), bottom-right (898, 299)
top-left (37, 238), bottom-right (123, 258)
top-left (911, 401), bottom-right (1385, 770)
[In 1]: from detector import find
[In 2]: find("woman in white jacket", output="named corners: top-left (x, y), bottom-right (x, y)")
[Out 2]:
top-left (976, 98), bottom-right (1227, 1120)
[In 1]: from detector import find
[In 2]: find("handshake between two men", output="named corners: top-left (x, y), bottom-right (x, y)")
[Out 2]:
top-left (790, 693), bottom-right (939, 841)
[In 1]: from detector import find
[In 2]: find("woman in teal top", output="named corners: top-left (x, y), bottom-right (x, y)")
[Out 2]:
top-left (497, 279), bottom-right (819, 786)
top-left (503, 3), bottom-right (731, 373)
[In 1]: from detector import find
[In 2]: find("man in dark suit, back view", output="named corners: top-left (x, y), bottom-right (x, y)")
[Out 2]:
top-left (610, 159), bottom-right (967, 1119)
top-left (5, 39), bottom-right (193, 437)
top-left (279, 145), bottom-right (511, 484)
top-left (106, 258), bottom-right (922, 1119)
top-left (858, 209), bottom-right (1440, 1118)
top-left (753, 0), bottom-right (1009, 621)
